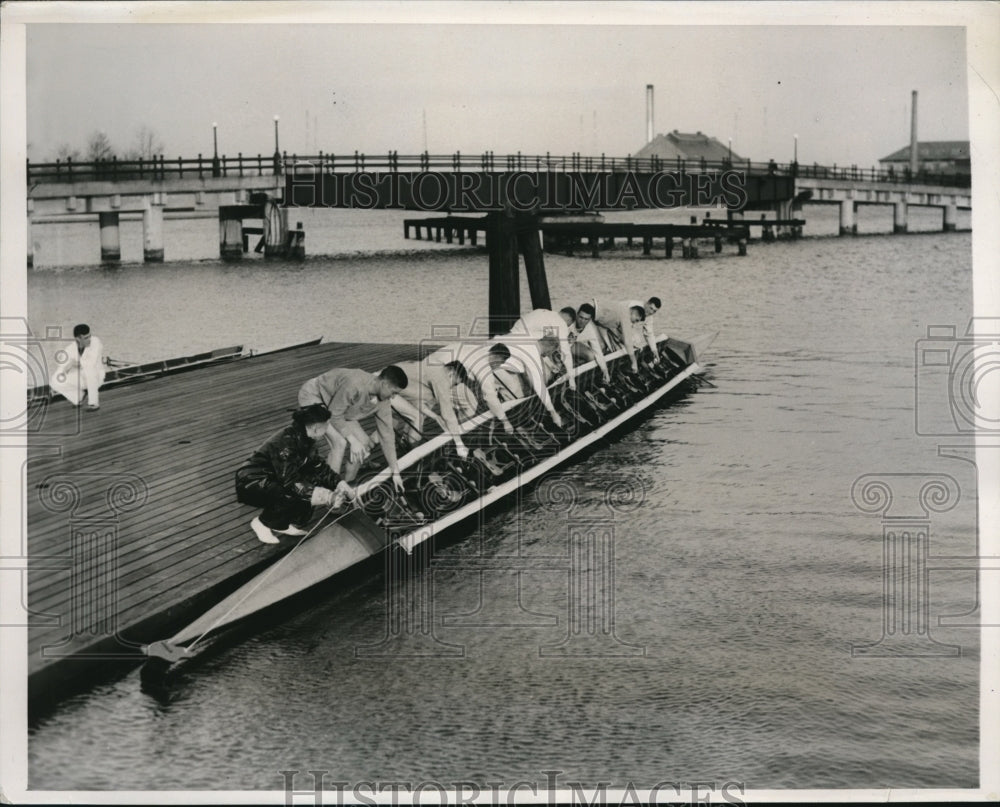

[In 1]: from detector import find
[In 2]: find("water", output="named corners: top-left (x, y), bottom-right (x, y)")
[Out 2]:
top-left (25, 217), bottom-right (978, 792)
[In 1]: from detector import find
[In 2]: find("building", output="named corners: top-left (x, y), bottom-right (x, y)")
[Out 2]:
top-left (635, 130), bottom-right (742, 164)
top-left (878, 141), bottom-right (970, 175)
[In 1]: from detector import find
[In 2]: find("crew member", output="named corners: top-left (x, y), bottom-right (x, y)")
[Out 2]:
top-left (235, 404), bottom-right (355, 544)
top-left (390, 359), bottom-right (476, 458)
top-left (590, 299), bottom-right (649, 373)
top-left (50, 323), bottom-right (106, 410)
top-left (570, 304), bottom-right (611, 383)
top-left (298, 365), bottom-right (408, 489)
top-left (506, 308), bottom-right (577, 390)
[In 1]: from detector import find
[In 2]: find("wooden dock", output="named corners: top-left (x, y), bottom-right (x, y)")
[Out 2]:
top-left (26, 340), bottom-right (427, 709)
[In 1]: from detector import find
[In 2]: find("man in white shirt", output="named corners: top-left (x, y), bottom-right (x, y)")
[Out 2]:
top-left (390, 359), bottom-right (476, 458)
top-left (506, 308), bottom-right (576, 391)
top-left (568, 304), bottom-right (612, 383)
top-left (425, 339), bottom-right (564, 434)
top-left (50, 323), bottom-right (106, 410)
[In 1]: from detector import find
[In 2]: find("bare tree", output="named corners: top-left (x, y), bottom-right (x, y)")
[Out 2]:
top-left (86, 131), bottom-right (115, 162)
top-left (125, 125), bottom-right (165, 161)
top-left (56, 142), bottom-right (81, 161)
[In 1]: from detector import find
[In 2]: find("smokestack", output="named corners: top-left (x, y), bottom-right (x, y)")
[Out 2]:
top-left (909, 90), bottom-right (919, 174)
top-left (646, 84), bottom-right (654, 144)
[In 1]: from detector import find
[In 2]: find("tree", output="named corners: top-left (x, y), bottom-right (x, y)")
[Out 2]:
top-left (125, 125), bottom-right (165, 161)
top-left (86, 131), bottom-right (115, 162)
top-left (56, 143), bottom-right (81, 161)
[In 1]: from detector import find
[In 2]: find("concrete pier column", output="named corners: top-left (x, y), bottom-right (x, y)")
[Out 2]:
top-left (839, 198), bottom-right (856, 235)
top-left (142, 196), bottom-right (165, 263)
top-left (263, 199), bottom-right (288, 258)
top-left (893, 201), bottom-right (908, 234)
top-left (287, 222), bottom-right (306, 260)
top-left (219, 207), bottom-right (243, 261)
top-left (99, 212), bottom-right (121, 263)
top-left (943, 203), bottom-right (957, 232)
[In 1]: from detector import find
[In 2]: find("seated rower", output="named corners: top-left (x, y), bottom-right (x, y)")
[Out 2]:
top-left (506, 308), bottom-right (577, 390)
top-left (568, 304), bottom-right (611, 383)
top-left (389, 359), bottom-right (476, 458)
top-left (297, 365), bottom-right (408, 490)
top-left (234, 404), bottom-right (355, 544)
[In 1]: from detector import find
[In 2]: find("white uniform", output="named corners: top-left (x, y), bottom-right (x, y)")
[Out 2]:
top-left (507, 309), bottom-right (576, 389)
top-left (50, 336), bottom-right (106, 406)
top-left (571, 319), bottom-right (611, 380)
top-left (626, 299), bottom-right (661, 357)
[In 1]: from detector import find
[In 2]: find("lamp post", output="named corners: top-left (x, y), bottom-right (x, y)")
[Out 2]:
top-left (212, 122), bottom-right (220, 177)
top-left (727, 138), bottom-right (732, 166)
top-left (792, 133), bottom-right (799, 176)
top-left (273, 114), bottom-right (281, 175)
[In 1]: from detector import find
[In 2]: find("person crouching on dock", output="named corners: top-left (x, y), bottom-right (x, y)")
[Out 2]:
top-left (235, 404), bottom-right (355, 545)
top-left (297, 365), bottom-right (408, 491)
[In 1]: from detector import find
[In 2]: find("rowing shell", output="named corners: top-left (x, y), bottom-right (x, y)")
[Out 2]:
top-left (143, 331), bottom-right (714, 670)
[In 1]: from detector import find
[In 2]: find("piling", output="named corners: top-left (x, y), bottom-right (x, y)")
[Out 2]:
top-left (219, 208), bottom-right (244, 261)
top-left (839, 198), bottom-right (857, 236)
top-left (142, 196), bottom-right (165, 263)
top-left (99, 212), bottom-right (121, 263)
top-left (287, 222), bottom-right (306, 260)
top-left (943, 204), bottom-right (957, 232)
top-left (518, 227), bottom-right (551, 310)
top-left (487, 211), bottom-right (521, 336)
top-left (893, 201), bottom-right (908, 234)
top-left (263, 199), bottom-right (288, 258)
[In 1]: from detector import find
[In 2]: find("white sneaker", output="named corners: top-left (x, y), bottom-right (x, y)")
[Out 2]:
top-left (275, 524), bottom-right (308, 536)
top-left (251, 516), bottom-right (280, 544)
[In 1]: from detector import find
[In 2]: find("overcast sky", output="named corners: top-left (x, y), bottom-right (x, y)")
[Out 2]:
top-left (25, 21), bottom-right (968, 168)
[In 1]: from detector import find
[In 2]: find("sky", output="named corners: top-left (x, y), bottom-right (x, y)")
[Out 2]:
top-left (24, 20), bottom-right (969, 168)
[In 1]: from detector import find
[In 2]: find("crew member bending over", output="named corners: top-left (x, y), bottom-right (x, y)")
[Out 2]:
top-left (235, 404), bottom-right (355, 544)
top-left (626, 296), bottom-right (663, 363)
top-left (390, 359), bottom-right (476, 458)
top-left (298, 365), bottom-right (408, 490)
top-left (590, 299), bottom-right (648, 373)
top-left (506, 308), bottom-right (577, 390)
top-left (50, 323), bottom-right (106, 410)
top-left (569, 304), bottom-right (611, 383)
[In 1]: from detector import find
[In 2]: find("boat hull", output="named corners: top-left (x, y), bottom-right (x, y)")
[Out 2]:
top-left (143, 332), bottom-right (713, 670)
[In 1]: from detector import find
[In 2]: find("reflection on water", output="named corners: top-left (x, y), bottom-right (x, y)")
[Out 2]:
top-left (26, 227), bottom-right (978, 790)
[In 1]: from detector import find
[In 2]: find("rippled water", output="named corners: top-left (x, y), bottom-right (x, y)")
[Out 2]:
top-left (26, 217), bottom-right (978, 791)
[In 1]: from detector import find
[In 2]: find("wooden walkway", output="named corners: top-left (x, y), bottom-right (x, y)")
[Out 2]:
top-left (26, 341), bottom-right (426, 705)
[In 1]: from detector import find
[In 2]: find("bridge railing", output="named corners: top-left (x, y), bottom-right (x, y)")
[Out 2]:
top-left (26, 152), bottom-right (971, 188)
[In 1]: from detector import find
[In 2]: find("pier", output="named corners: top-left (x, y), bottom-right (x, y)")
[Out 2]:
top-left (24, 340), bottom-right (427, 713)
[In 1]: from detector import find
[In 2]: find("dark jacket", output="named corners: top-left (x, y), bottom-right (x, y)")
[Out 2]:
top-left (235, 423), bottom-right (341, 502)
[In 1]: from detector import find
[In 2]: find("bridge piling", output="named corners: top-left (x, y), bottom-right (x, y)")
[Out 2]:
top-left (893, 201), bottom-right (908, 234)
top-left (943, 204), bottom-right (957, 232)
top-left (219, 207), bottom-right (244, 261)
top-left (142, 196), bottom-right (165, 263)
top-left (99, 212), bottom-right (121, 263)
top-left (839, 198), bottom-right (857, 236)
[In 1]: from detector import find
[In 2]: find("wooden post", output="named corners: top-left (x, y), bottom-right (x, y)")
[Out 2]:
top-left (893, 201), bottom-right (908, 234)
top-left (839, 198), bottom-right (856, 235)
top-left (487, 211), bottom-right (521, 337)
top-left (642, 236), bottom-right (651, 255)
top-left (943, 203), bottom-right (957, 232)
top-left (263, 199), bottom-right (288, 257)
top-left (518, 222), bottom-right (551, 311)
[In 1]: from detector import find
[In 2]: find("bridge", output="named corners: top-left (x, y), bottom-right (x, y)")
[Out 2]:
top-left (26, 151), bottom-right (972, 334)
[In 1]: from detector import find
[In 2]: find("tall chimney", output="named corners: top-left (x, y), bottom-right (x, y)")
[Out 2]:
top-left (646, 84), bottom-right (654, 144)
top-left (909, 90), bottom-right (919, 174)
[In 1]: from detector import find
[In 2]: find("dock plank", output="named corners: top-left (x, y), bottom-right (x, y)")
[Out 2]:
top-left (26, 341), bottom-right (427, 691)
